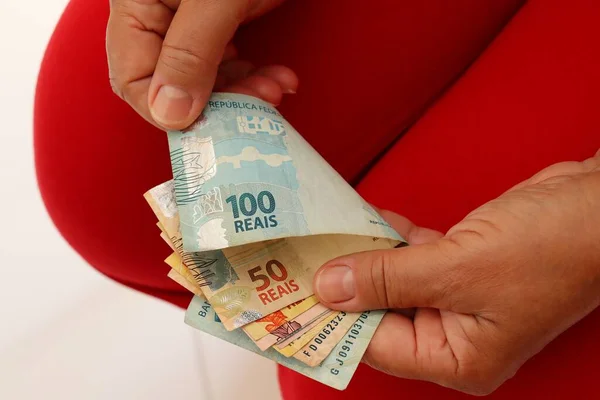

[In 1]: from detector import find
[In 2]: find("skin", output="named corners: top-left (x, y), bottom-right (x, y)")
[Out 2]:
top-left (106, 1), bottom-right (600, 395)
top-left (106, 0), bottom-right (296, 131)
top-left (314, 152), bottom-right (600, 395)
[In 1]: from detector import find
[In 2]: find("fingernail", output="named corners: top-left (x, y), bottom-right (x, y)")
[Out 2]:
top-left (315, 266), bottom-right (355, 303)
top-left (151, 85), bottom-right (194, 126)
top-left (285, 88), bottom-right (296, 94)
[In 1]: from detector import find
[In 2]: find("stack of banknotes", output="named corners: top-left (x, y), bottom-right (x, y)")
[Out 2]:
top-left (143, 93), bottom-right (406, 390)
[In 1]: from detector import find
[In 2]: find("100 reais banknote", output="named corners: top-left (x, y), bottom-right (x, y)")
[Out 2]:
top-left (144, 92), bottom-right (407, 390)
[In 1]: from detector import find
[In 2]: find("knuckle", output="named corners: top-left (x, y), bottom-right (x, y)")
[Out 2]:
top-left (186, 0), bottom-right (248, 23)
top-left (110, 0), bottom-right (139, 23)
top-left (232, 0), bottom-right (251, 23)
top-left (367, 252), bottom-right (398, 308)
top-left (108, 74), bottom-right (125, 99)
top-left (111, 0), bottom-right (165, 31)
top-left (463, 385), bottom-right (499, 397)
top-left (159, 43), bottom-right (216, 78)
top-left (361, 351), bottom-right (384, 373)
top-left (583, 152), bottom-right (600, 172)
top-left (464, 378), bottom-right (503, 397)
top-left (108, 72), bottom-right (133, 105)
top-left (116, 8), bottom-right (147, 31)
top-left (453, 362), bottom-right (506, 396)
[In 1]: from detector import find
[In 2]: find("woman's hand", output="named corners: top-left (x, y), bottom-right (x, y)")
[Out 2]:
top-left (314, 150), bottom-right (600, 395)
top-left (106, 0), bottom-right (297, 130)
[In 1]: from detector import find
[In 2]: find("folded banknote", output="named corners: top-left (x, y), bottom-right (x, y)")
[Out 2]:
top-left (166, 93), bottom-right (403, 253)
top-left (158, 93), bottom-right (404, 330)
top-left (144, 92), bottom-right (408, 390)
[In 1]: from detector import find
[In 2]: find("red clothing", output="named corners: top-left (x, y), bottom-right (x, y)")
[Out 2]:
top-left (34, 0), bottom-right (600, 398)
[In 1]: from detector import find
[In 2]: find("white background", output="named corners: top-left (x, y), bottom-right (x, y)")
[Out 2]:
top-left (0, 1), bottom-right (281, 399)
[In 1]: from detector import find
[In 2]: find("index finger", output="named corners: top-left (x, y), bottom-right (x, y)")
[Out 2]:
top-left (106, 0), bottom-right (173, 128)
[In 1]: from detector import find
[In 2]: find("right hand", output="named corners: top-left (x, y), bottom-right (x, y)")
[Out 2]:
top-left (106, 0), bottom-right (297, 131)
top-left (314, 152), bottom-right (600, 395)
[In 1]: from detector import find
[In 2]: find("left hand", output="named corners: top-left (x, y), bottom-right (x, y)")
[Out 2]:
top-left (106, 0), bottom-right (296, 130)
top-left (314, 150), bottom-right (600, 396)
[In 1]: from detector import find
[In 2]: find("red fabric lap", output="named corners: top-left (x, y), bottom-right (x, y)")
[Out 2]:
top-left (279, 1), bottom-right (600, 399)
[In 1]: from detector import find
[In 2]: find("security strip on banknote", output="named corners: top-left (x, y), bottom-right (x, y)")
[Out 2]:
top-left (144, 92), bottom-right (407, 390)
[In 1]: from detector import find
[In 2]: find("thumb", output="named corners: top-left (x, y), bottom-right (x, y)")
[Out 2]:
top-left (313, 241), bottom-right (458, 312)
top-left (148, 0), bottom-right (247, 130)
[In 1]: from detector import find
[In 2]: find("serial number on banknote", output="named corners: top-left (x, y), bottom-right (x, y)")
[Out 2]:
top-left (330, 311), bottom-right (371, 376)
top-left (300, 312), bottom-right (346, 358)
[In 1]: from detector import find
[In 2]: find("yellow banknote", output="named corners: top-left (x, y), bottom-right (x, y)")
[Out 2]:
top-left (144, 182), bottom-right (180, 238)
top-left (157, 221), bottom-right (207, 293)
top-left (253, 303), bottom-right (333, 351)
top-left (276, 312), bottom-right (341, 357)
top-left (164, 253), bottom-right (206, 298)
top-left (242, 295), bottom-right (319, 341)
top-left (273, 310), bottom-right (335, 350)
top-left (160, 232), bottom-right (175, 250)
top-left (147, 185), bottom-right (219, 289)
top-left (167, 269), bottom-right (205, 297)
top-left (294, 311), bottom-right (363, 367)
